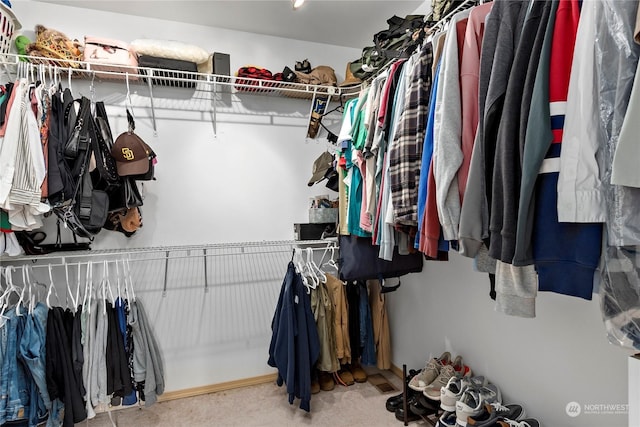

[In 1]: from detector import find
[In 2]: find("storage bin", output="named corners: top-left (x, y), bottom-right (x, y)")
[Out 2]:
top-left (309, 208), bottom-right (338, 224)
top-left (138, 55), bottom-right (198, 88)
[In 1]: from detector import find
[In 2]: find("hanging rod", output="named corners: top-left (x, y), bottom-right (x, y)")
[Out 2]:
top-left (7, 245), bottom-right (336, 269)
top-left (0, 239), bottom-right (338, 264)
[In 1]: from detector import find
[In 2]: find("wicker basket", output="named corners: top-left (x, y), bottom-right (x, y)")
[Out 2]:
top-left (25, 25), bottom-right (83, 68)
top-left (0, 3), bottom-right (20, 56)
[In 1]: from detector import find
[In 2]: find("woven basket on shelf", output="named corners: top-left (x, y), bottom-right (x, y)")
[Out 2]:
top-left (25, 25), bottom-right (83, 68)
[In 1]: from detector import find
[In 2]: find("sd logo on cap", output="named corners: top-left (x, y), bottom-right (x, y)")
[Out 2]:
top-left (111, 132), bottom-right (156, 180)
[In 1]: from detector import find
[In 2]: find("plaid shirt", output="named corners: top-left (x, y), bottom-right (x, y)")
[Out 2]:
top-left (388, 43), bottom-right (434, 226)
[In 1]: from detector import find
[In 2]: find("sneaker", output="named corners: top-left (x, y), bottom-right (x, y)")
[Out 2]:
top-left (467, 402), bottom-right (526, 426)
top-left (496, 419), bottom-right (540, 427)
top-left (423, 364), bottom-right (457, 400)
top-left (385, 368), bottom-right (422, 412)
top-left (408, 351), bottom-right (451, 392)
top-left (451, 354), bottom-right (473, 376)
top-left (422, 356), bottom-right (472, 400)
top-left (455, 384), bottom-right (502, 427)
top-left (440, 375), bottom-right (487, 411)
top-left (436, 411), bottom-right (458, 427)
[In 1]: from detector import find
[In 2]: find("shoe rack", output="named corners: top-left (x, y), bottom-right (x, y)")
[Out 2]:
top-left (401, 364), bottom-right (442, 426)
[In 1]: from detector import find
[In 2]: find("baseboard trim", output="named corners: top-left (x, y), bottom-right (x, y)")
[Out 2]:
top-left (389, 363), bottom-right (403, 380)
top-left (158, 373), bottom-right (279, 402)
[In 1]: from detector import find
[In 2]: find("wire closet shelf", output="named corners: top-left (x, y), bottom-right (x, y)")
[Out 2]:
top-left (0, 53), bottom-right (362, 99)
top-left (1, 239), bottom-right (339, 297)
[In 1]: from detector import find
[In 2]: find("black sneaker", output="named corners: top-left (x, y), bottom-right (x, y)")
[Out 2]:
top-left (385, 369), bottom-right (420, 413)
top-left (467, 402), bottom-right (526, 426)
top-left (395, 394), bottom-right (422, 423)
top-left (295, 58), bottom-right (311, 73)
top-left (409, 393), bottom-right (439, 416)
top-left (282, 66), bottom-right (296, 82)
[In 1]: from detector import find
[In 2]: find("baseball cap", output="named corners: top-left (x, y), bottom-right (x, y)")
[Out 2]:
top-left (308, 151), bottom-right (334, 186)
top-left (111, 132), bottom-right (154, 177)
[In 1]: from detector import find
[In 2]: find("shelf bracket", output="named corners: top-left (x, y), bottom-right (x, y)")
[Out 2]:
top-left (145, 69), bottom-right (158, 136)
top-left (203, 248), bottom-right (209, 293)
top-left (162, 250), bottom-right (169, 297)
top-left (210, 76), bottom-right (217, 139)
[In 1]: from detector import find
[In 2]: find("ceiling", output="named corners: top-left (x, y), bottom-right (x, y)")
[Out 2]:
top-left (33, 0), bottom-right (427, 49)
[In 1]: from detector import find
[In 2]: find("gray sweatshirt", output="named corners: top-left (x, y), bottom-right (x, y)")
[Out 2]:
top-left (131, 299), bottom-right (165, 406)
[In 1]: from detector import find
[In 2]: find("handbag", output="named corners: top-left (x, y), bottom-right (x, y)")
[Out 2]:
top-left (53, 97), bottom-right (109, 239)
top-left (90, 101), bottom-right (121, 190)
top-left (83, 36), bottom-right (139, 78)
top-left (338, 234), bottom-right (423, 282)
top-left (108, 177), bottom-right (143, 212)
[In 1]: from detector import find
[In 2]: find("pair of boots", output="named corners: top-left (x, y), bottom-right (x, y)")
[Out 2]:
top-left (311, 363), bottom-right (368, 393)
top-left (335, 363), bottom-right (367, 386)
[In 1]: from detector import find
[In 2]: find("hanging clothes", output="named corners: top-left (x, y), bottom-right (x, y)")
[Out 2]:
top-left (368, 279), bottom-right (391, 370)
top-left (130, 299), bottom-right (164, 407)
top-left (268, 261), bottom-right (320, 412)
top-left (310, 281), bottom-right (338, 373)
top-left (325, 273), bottom-right (350, 365)
top-left (45, 307), bottom-right (87, 427)
top-left (358, 281), bottom-right (376, 367)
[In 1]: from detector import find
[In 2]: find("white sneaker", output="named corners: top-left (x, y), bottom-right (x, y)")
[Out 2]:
top-left (455, 384), bottom-right (502, 427)
top-left (408, 351), bottom-right (451, 392)
top-left (440, 375), bottom-right (487, 412)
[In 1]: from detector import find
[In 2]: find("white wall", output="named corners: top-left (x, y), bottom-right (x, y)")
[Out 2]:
top-left (387, 253), bottom-right (631, 427)
top-left (13, 0), bottom-right (360, 249)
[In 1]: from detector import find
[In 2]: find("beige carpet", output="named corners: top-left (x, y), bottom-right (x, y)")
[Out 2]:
top-left (83, 369), bottom-right (417, 426)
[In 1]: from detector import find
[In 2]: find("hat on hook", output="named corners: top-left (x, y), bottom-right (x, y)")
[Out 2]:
top-left (338, 62), bottom-right (362, 87)
top-left (111, 131), bottom-right (155, 177)
top-left (308, 151), bottom-right (334, 186)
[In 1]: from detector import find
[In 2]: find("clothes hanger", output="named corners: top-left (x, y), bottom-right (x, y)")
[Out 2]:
top-left (293, 248), bottom-right (312, 294)
top-left (46, 264), bottom-right (61, 309)
top-left (321, 246), bottom-right (339, 273)
top-left (103, 260), bottom-right (115, 304)
top-left (0, 266), bottom-right (14, 318)
top-left (0, 266), bottom-right (24, 316)
top-left (75, 262), bottom-right (83, 310)
top-left (82, 261), bottom-right (93, 314)
top-left (64, 263), bottom-right (75, 311)
top-left (14, 266), bottom-right (26, 317)
top-left (115, 259), bottom-right (122, 301)
top-left (19, 265), bottom-right (30, 316)
top-left (307, 247), bottom-right (326, 284)
top-left (127, 258), bottom-right (136, 302)
top-left (304, 248), bottom-right (319, 289)
top-left (120, 260), bottom-right (130, 302)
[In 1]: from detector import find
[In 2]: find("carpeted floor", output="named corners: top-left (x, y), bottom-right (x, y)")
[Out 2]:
top-left (83, 368), bottom-right (426, 426)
